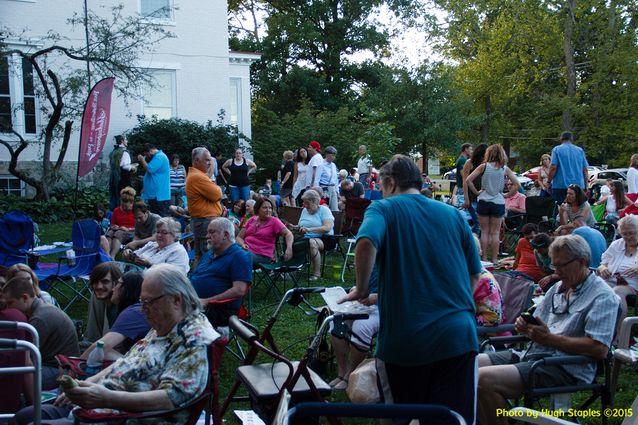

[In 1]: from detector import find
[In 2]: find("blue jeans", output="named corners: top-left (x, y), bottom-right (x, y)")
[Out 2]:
top-left (230, 185), bottom-right (250, 202)
top-left (468, 201), bottom-right (480, 234)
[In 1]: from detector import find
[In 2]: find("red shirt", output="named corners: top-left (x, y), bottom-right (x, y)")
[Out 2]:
top-left (514, 238), bottom-right (544, 282)
top-left (111, 207), bottom-right (135, 229)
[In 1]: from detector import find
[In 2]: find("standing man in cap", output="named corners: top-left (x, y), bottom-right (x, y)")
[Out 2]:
top-left (547, 131), bottom-right (589, 206)
top-left (306, 141), bottom-right (324, 190)
top-left (319, 146), bottom-right (339, 211)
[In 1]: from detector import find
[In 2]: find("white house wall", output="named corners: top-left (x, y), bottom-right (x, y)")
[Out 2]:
top-left (1, 0), bottom-right (244, 164)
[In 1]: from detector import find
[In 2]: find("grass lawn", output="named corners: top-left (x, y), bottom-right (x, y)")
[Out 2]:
top-left (37, 221), bottom-right (638, 424)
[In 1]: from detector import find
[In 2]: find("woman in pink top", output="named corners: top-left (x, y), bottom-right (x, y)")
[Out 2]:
top-left (236, 197), bottom-right (294, 266)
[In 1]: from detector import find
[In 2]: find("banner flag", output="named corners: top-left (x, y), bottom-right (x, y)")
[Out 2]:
top-left (77, 77), bottom-right (115, 177)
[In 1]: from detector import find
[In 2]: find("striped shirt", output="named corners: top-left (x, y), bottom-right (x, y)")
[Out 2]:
top-left (529, 272), bottom-right (619, 384)
top-left (170, 165), bottom-right (186, 190)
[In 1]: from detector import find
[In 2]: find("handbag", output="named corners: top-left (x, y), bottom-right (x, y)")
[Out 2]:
top-left (346, 358), bottom-right (380, 404)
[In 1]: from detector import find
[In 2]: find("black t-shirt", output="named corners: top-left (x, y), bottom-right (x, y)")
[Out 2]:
top-left (282, 160), bottom-right (295, 189)
top-left (341, 181), bottom-right (364, 199)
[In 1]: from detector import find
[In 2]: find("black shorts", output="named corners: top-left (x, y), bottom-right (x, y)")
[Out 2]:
top-left (477, 200), bottom-right (505, 217)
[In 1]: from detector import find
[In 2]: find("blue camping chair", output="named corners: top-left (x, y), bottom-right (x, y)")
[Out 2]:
top-left (0, 210), bottom-right (35, 267)
top-left (35, 220), bottom-right (108, 312)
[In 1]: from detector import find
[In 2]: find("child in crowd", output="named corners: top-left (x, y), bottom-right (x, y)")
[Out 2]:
top-left (512, 223), bottom-right (545, 282)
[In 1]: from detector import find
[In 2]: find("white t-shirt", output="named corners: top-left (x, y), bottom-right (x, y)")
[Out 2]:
top-left (357, 155), bottom-right (372, 175)
top-left (627, 167), bottom-right (638, 194)
top-left (306, 153), bottom-right (324, 188)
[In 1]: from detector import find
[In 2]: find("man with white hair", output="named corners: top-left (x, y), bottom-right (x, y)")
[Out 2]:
top-left (477, 234), bottom-right (619, 425)
top-left (190, 218), bottom-right (252, 326)
top-left (186, 147), bottom-right (223, 267)
top-left (14, 264), bottom-right (218, 425)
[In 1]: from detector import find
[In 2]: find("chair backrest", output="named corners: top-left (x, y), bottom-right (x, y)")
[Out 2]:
top-left (493, 272), bottom-right (536, 325)
top-left (331, 210), bottom-right (345, 235)
top-left (72, 219), bottom-right (102, 254)
top-left (344, 198), bottom-right (371, 235)
top-left (290, 238), bottom-right (310, 265)
top-left (280, 206), bottom-right (303, 226)
top-left (0, 210), bottom-right (34, 253)
top-left (525, 196), bottom-right (555, 224)
top-left (365, 190), bottom-right (382, 201)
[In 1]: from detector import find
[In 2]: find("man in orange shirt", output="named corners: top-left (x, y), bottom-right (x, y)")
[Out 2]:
top-left (186, 147), bottom-right (223, 267)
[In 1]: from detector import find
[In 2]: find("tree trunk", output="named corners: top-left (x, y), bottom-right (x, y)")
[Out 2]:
top-left (562, 0), bottom-right (577, 131)
top-left (480, 95), bottom-right (491, 145)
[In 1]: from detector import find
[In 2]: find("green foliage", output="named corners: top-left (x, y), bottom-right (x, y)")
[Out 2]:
top-left (0, 187), bottom-right (108, 223)
top-left (126, 113), bottom-right (249, 168)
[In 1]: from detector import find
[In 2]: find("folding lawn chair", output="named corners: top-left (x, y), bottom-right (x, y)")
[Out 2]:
top-left (525, 196), bottom-right (558, 233)
top-left (279, 206), bottom-right (303, 227)
top-left (477, 272), bottom-right (535, 336)
top-left (0, 210), bottom-right (35, 267)
top-left (321, 210), bottom-right (346, 277)
top-left (35, 220), bottom-right (108, 312)
top-left (258, 238), bottom-right (310, 297)
top-left (343, 198), bottom-right (370, 237)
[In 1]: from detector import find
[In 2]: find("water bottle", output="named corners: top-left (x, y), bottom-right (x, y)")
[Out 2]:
top-left (66, 249), bottom-right (76, 267)
top-left (85, 340), bottom-right (105, 375)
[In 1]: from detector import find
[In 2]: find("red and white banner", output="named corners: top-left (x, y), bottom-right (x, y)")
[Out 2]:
top-left (77, 77), bottom-right (115, 177)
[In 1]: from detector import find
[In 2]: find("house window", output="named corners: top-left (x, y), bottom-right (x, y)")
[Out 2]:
top-left (140, 0), bottom-right (173, 21)
top-left (229, 78), bottom-right (241, 127)
top-left (0, 56), bottom-right (37, 135)
top-left (0, 175), bottom-right (25, 197)
top-left (143, 70), bottom-right (176, 119)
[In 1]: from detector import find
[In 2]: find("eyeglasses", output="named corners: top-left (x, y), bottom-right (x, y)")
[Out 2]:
top-left (550, 258), bottom-right (579, 271)
top-left (139, 294), bottom-right (167, 308)
top-left (551, 292), bottom-right (570, 315)
top-left (156, 230), bottom-right (171, 235)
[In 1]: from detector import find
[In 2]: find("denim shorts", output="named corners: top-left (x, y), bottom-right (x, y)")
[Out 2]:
top-left (477, 200), bottom-right (505, 217)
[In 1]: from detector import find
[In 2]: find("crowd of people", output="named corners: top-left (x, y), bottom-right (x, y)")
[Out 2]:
top-left (1, 130), bottom-right (638, 424)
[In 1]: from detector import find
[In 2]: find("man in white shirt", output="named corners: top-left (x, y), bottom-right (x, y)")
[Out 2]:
top-left (356, 145), bottom-right (373, 185)
top-left (108, 135), bottom-right (136, 209)
top-left (306, 140), bottom-right (324, 189)
top-left (319, 146), bottom-right (339, 210)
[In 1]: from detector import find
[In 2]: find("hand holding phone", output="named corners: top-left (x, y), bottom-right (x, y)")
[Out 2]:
top-left (520, 313), bottom-right (540, 326)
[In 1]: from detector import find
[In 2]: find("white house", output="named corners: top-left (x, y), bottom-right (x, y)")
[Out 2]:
top-left (0, 0), bottom-right (260, 196)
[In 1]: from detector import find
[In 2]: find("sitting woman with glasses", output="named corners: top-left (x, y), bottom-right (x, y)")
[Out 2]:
top-left (122, 217), bottom-right (190, 275)
top-left (597, 215), bottom-right (638, 327)
top-left (297, 189), bottom-right (334, 280)
top-left (80, 271), bottom-right (149, 361)
top-left (556, 184), bottom-right (595, 235)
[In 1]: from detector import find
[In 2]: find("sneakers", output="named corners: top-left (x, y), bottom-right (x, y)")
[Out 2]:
top-left (329, 376), bottom-right (348, 391)
top-left (309, 275), bottom-right (321, 281)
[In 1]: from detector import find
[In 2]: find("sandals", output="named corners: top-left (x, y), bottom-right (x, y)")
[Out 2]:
top-left (329, 376), bottom-right (348, 391)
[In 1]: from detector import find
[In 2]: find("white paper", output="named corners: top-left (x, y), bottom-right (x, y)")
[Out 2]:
top-left (234, 410), bottom-right (267, 425)
top-left (320, 286), bottom-right (375, 314)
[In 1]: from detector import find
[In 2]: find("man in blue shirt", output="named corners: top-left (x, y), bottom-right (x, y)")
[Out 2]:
top-left (137, 143), bottom-right (171, 217)
top-left (547, 131), bottom-right (589, 205)
top-left (190, 218), bottom-right (251, 326)
top-left (342, 155), bottom-right (482, 425)
top-left (572, 219), bottom-right (607, 268)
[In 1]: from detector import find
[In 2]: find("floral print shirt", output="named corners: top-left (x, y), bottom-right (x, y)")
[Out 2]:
top-left (473, 269), bottom-right (504, 327)
top-left (94, 312), bottom-right (219, 423)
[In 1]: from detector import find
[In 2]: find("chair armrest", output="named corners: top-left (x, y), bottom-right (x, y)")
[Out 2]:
top-left (616, 317), bottom-right (638, 349)
top-left (477, 324), bottom-right (516, 335)
top-left (530, 354), bottom-right (596, 368)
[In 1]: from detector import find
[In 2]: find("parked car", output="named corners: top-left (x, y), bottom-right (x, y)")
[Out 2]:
top-left (514, 174), bottom-right (534, 191)
top-left (589, 168), bottom-right (628, 191)
top-left (522, 166), bottom-right (541, 181)
top-left (443, 169), bottom-right (456, 181)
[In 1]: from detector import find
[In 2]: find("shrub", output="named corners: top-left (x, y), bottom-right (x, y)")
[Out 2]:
top-left (0, 187), bottom-right (108, 223)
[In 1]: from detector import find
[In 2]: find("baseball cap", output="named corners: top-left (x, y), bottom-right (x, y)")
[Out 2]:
top-left (309, 141), bottom-right (321, 151)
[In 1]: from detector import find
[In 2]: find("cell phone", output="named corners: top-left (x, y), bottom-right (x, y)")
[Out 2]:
top-left (520, 313), bottom-right (539, 325)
